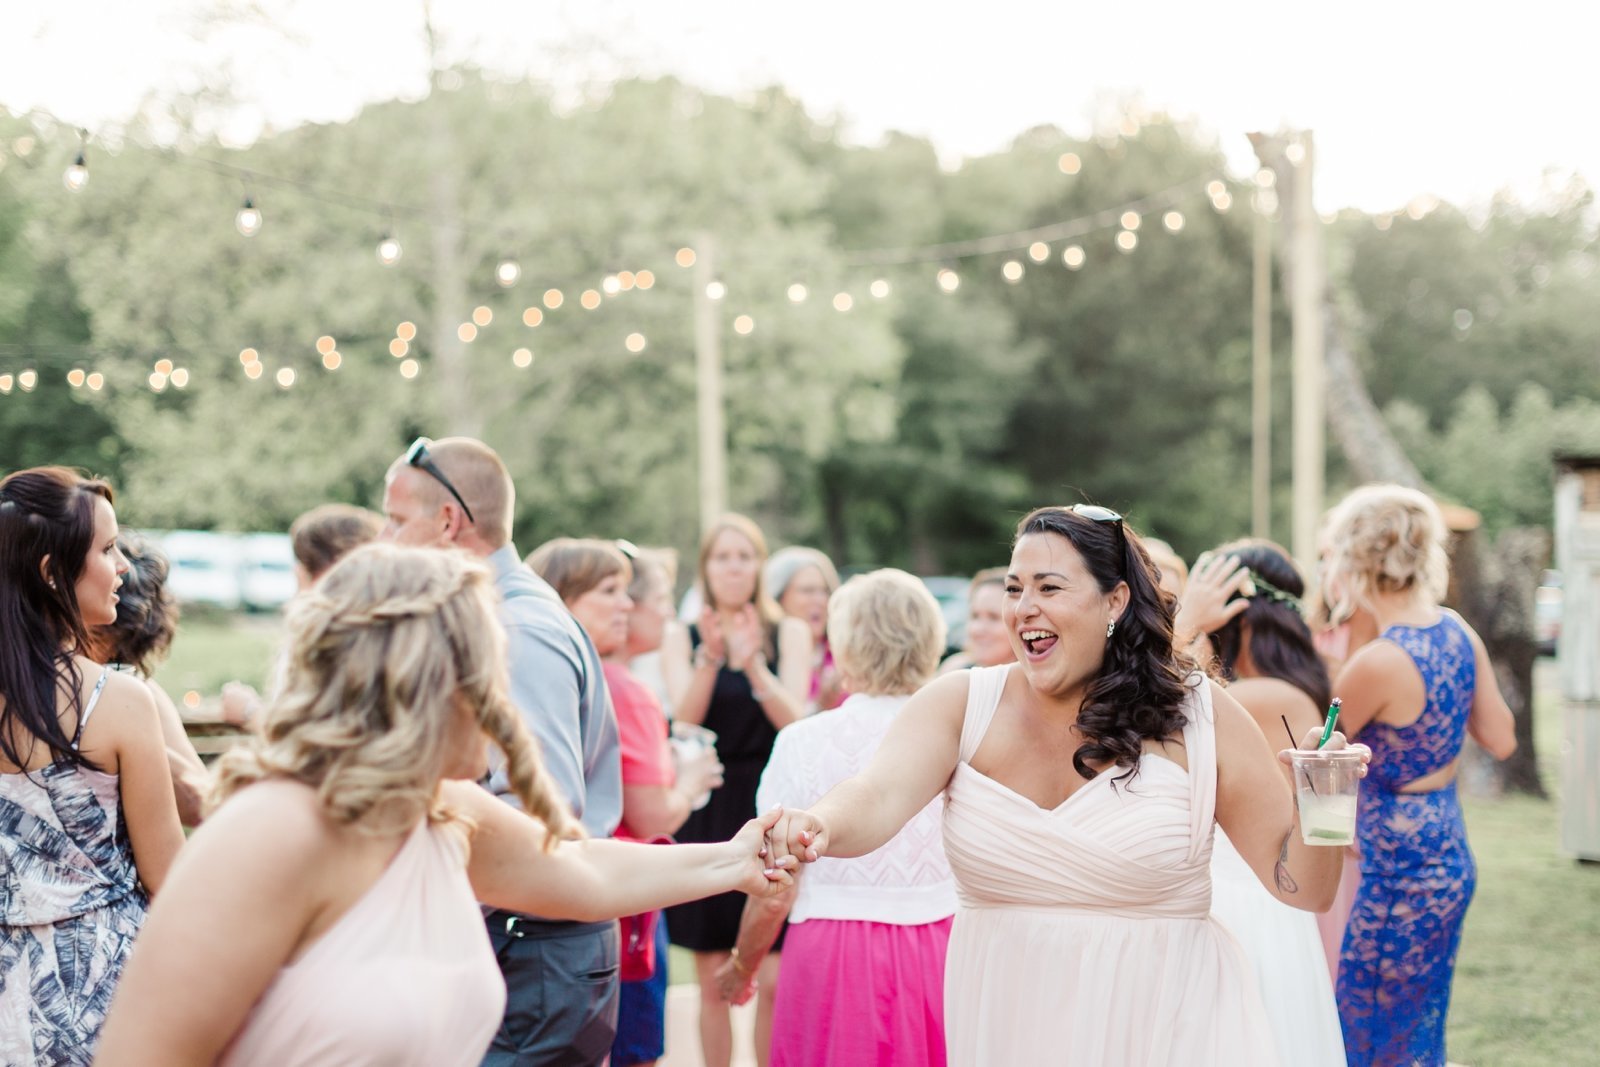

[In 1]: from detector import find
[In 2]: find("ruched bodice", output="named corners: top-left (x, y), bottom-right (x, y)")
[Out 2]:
top-left (939, 665), bottom-right (1278, 1066)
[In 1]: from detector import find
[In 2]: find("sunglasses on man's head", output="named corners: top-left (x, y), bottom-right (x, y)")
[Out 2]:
top-left (404, 437), bottom-right (475, 524)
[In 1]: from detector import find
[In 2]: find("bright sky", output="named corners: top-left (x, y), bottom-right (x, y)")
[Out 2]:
top-left (2, 0), bottom-right (1593, 214)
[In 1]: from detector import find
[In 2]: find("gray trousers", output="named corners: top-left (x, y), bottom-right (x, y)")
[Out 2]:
top-left (481, 914), bottom-right (620, 1067)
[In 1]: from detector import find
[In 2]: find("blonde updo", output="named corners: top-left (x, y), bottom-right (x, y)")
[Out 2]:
top-left (212, 543), bottom-right (577, 843)
top-left (1320, 484), bottom-right (1449, 623)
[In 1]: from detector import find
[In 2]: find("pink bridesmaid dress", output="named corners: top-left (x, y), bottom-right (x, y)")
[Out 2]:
top-left (220, 820), bottom-right (506, 1067)
top-left (940, 665), bottom-right (1279, 1066)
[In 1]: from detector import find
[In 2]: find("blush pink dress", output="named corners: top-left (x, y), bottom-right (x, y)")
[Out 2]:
top-left (219, 820), bottom-right (505, 1067)
top-left (940, 665), bottom-right (1279, 1066)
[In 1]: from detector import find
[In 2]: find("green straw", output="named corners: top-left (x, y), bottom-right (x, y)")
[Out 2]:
top-left (1317, 697), bottom-right (1342, 750)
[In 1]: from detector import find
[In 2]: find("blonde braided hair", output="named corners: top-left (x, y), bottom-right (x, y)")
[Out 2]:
top-left (211, 543), bottom-right (578, 844)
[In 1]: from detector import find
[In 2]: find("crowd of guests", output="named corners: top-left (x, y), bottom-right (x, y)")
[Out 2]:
top-left (0, 440), bottom-right (1515, 1067)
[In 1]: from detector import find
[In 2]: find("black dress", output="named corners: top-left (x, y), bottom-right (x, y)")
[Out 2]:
top-left (666, 624), bottom-right (787, 953)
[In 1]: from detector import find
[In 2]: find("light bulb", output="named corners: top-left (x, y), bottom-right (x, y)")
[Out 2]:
top-left (154, 358), bottom-right (174, 376)
top-left (512, 348), bottom-right (534, 368)
top-left (275, 368), bottom-right (295, 388)
top-left (316, 336), bottom-right (336, 356)
top-left (244, 362), bottom-right (264, 380)
top-left (1120, 211), bottom-right (1141, 231)
top-left (389, 338), bottom-right (409, 358)
top-left (625, 333), bottom-right (647, 353)
top-left (18, 370), bottom-right (36, 392)
top-left (1028, 242), bottom-right (1050, 263)
top-left (472, 306), bottom-right (493, 327)
top-left (580, 289), bottom-right (601, 310)
top-left (235, 197), bottom-right (262, 237)
top-left (63, 152), bottom-right (88, 192)
top-left (86, 372), bottom-right (104, 391)
top-left (543, 289), bottom-right (563, 310)
top-left (0, 374), bottom-right (12, 394)
top-left (937, 269), bottom-right (960, 293)
top-left (496, 258), bottom-right (521, 287)
top-left (705, 281), bottom-right (726, 301)
top-left (787, 283), bottom-right (808, 303)
top-left (170, 368), bottom-right (190, 388)
top-left (675, 247), bottom-right (697, 268)
top-left (522, 308), bottom-right (543, 327)
top-left (1002, 260), bottom-right (1024, 283)
top-left (1116, 231), bottom-right (1138, 252)
top-left (396, 321), bottom-right (417, 341)
top-left (377, 234), bottom-right (402, 265)
top-left (67, 369), bottom-right (86, 388)
top-left (1163, 211), bottom-right (1186, 232)
top-left (733, 314), bottom-right (754, 335)
top-left (1062, 245), bottom-right (1085, 270)
top-left (635, 270), bottom-right (655, 290)
top-left (239, 347), bottom-right (259, 366)
top-left (602, 274), bottom-right (623, 295)
top-left (870, 279), bottom-right (891, 299)
top-left (833, 293), bottom-right (853, 312)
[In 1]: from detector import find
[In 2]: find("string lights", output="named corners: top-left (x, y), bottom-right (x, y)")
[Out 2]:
top-left (235, 195), bottom-right (262, 237)
top-left (2, 117), bottom-right (1259, 399)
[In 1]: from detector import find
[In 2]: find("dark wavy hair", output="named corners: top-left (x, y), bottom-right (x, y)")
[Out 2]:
top-left (0, 467), bottom-right (116, 771)
top-left (99, 531), bottom-right (179, 677)
top-left (1205, 539), bottom-right (1330, 710)
top-left (1015, 506), bottom-right (1194, 783)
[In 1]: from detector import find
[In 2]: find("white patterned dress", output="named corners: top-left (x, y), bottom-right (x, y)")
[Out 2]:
top-left (1, 667), bottom-right (147, 1067)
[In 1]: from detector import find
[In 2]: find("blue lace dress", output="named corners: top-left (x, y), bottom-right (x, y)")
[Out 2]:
top-left (1338, 613), bottom-right (1476, 1067)
top-left (0, 668), bottom-right (148, 1067)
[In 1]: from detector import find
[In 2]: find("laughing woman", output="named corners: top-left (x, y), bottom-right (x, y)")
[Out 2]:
top-left (770, 505), bottom-right (1369, 1065)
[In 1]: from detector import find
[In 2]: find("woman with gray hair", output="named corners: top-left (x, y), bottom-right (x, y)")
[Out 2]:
top-left (716, 569), bottom-right (956, 1065)
top-left (763, 546), bottom-right (842, 716)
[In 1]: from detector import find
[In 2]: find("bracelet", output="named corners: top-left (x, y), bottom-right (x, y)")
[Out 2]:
top-left (694, 647), bottom-right (725, 671)
top-left (729, 946), bottom-right (755, 978)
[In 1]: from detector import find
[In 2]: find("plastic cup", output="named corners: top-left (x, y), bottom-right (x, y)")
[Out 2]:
top-left (1289, 749), bottom-right (1364, 846)
top-left (668, 721), bottom-right (719, 811)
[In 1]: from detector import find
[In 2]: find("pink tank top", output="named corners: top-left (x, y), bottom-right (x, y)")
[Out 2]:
top-left (220, 821), bottom-right (505, 1067)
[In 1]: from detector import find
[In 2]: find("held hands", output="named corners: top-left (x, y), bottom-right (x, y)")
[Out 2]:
top-left (729, 806), bottom-right (798, 896)
top-left (768, 807), bottom-right (831, 867)
top-left (712, 956), bottom-right (758, 1005)
top-left (1277, 728), bottom-right (1373, 778)
top-left (1174, 552), bottom-right (1251, 644)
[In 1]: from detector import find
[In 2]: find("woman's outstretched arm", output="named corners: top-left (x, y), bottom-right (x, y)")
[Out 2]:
top-left (769, 670), bottom-right (968, 865)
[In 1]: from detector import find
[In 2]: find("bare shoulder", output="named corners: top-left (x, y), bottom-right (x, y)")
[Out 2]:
top-left (1208, 679), bottom-right (1264, 745)
top-left (1227, 677), bottom-right (1319, 725)
top-left (913, 668), bottom-right (978, 728)
top-left (192, 779), bottom-right (343, 867)
top-left (1337, 637), bottom-right (1413, 685)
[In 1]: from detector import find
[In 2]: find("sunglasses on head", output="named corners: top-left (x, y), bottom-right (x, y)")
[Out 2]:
top-left (404, 437), bottom-right (475, 524)
top-left (1067, 503), bottom-right (1123, 526)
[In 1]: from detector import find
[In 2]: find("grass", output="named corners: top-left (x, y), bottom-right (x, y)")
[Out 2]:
top-left (1446, 666), bottom-right (1600, 1066)
top-left (151, 612), bottom-right (281, 700)
top-left (153, 618), bottom-right (1600, 1061)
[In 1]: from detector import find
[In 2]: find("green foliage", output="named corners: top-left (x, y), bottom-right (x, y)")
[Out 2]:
top-left (4, 87), bottom-right (1598, 573)
top-left (1388, 383), bottom-right (1600, 536)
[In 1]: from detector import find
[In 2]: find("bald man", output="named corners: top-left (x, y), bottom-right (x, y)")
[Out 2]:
top-left (382, 437), bottom-right (623, 1066)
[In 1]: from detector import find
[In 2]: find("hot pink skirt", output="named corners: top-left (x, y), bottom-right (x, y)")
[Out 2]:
top-left (770, 916), bottom-right (953, 1067)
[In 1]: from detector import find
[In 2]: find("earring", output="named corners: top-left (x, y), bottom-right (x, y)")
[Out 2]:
top-left (1106, 619), bottom-right (1116, 638)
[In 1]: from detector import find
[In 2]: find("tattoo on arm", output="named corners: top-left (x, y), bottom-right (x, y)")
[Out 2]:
top-left (1273, 831), bottom-right (1299, 895)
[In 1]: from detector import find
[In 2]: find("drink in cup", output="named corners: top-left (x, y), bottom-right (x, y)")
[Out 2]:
top-left (668, 721), bottom-right (719, 811)
top-left (1289, 748), bottom-right (1363, 846)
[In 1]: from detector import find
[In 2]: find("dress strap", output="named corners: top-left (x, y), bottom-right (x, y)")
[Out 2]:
top-left (958, 664), bottom-right (1011, 763)
top-left (1181, 672), bottom-right (1217, 863)
top-left (71, 665), bottom-right (114, 750)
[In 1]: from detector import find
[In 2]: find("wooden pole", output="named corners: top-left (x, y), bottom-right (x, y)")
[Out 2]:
top-left (692, 234), bottom-right (727, 530)
top-left (1252, 188), bottom-right (1273, 541)
top-left (1289, 134), bottom-right (1324, 574)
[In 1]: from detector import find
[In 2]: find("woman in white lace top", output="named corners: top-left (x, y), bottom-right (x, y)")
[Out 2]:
top-left (715, 569), bottom-right (956, 1067)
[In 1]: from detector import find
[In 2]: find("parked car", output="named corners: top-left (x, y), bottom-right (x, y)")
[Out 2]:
top-left (921, 575), bottom-right (971, 656)
top-left (238, 533), bottom-right (298, 611)
top-left (1536, 569), bottom-right (1562, 658)
top-left (159, 531), bottom-right (243, 610)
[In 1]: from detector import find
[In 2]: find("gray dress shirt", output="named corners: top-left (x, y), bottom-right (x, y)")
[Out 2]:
top-left (486, 544), bottom-right (622, 838)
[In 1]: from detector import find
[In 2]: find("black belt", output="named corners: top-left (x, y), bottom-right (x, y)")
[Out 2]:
top-left (486, 910), bottom-right (616, 941)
